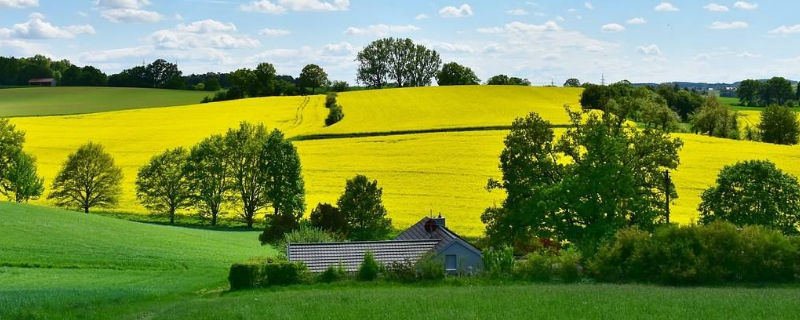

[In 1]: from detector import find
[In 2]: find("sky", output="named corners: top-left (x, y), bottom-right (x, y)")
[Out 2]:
top-left (0, 0), bottom-right (799, 85)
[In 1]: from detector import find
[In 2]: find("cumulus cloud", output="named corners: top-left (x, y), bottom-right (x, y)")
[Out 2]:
top-left (769, 25), bottom-right (800, 35)
top-left (703, 3), bottom-right (729, 12)
top-left (0, 12), bottom-right (95, 39)
top-left (259, 28), bottom-right (291, 37)
top-left (655, 3), bottom-right (679, 12)
top-left (415, 14), bottom-right (428, 20)
top-left (733, 1), bottom-right (758, 10)
top-left (240, 0), bottom-right (349, 14)
top-left (439, 4), bottom-right (473, 18)
top-left (637, 44), bottom-right (662, 56)
top-left (344, 24), bottom-right (419, 37)
top-left (627, 17), bottom-right (646, 24)
top-left (0, 39), bottom-right (46, 56)
top-left (176, 20), bottom-right (237, 33)
top-left (601, 23), bottom-right (625, 33)
top-left (584, 2), bottom-right (593, 10)
top-left (76, 45), bottom-right (153, 63)
top-left (95, 0), bottom-right (162, 23)
top-left (506, 9), bottom-right (528, 16)
top-left (149, 19), bottom-right (260, 50)
top-left (709, 21), bottom-right (748, 30)
top-left (477, 21), bottom-right (561, 34)
top-left (0, 0), bottom-right (38, 8)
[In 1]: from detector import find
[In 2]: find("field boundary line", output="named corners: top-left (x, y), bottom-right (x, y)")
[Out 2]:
top-left (289, 124), bottom-right (573, 141)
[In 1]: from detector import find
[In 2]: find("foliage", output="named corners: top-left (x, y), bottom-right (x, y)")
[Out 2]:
top-left (185, 134), bottom-right (229, 226)
top-left (759, 104), bottom-right (799, 145)
top-left (274, 225), bottom-right (337, 257)
top-left (0, 151), bottom-right (44, 203)
top-left (325, 104), bottom-right (345, 126)
top-left (483, 246), bottom-right (515, 277)
top-left (298, 64), bottom-right (328, 94)
top-left (255, 62), bottom-right (277, 96)
top-left (260, 129), bottom-right (306, 242)
top-left (48, 142), bottom-right (123, 213)
top-left (224, 122), bottom-right (270, 228)
top-left (356, 38), bottom-right (441, 88)
top-left (563, 78), bottom-right (581, 87)
top-left (484, 110), bottom-right (683, 255)
top-left (699, 160), bottom-right (800, 235)
top-left (330, 81), bottom-right (349, 92)
top-left (737, 79), bottom-right (762, 107)
top-left (228, 257), bottom-right (308, 290)
top-left (309, 203), bottom-right (347, 234)
top-left (417, 254), bottom-right (446, 280)
top-left (639, 95), bottom-right (681, 132)
top-left (737, 78), bottom-right (795, 107)
top-left (437, 62), bottom-right (480, 86)
top-left (384, 259), bottom-right (418, 282)
top-left (690, 97), bottom-right (740, 139)
top-left (486, 74), bottom-right (531, 86)
top-left (325, 92), bottom-right (338, 108)
top-left (135, 148), bottom-right (191, 224)
top-left (513, 248), bottom-right (583, 282)
top-left (589, 222), bottom-right (800, 285)
top-left (357, 251), bottom-right (381, 281)
top-left (337, 175), bottom-right (392, 241)
top-left (317, 263), bottom-right (348, 283)
top-left (263, 260), bottom-right (308, 286)
top-left (229, 260), bottom-right (265, 290)
top-left (229, 68), bottom-right (259, 98)
top-left (0, 118), bottom-right (25, 188)
top-left (108, 59), bottom-right (181, 89)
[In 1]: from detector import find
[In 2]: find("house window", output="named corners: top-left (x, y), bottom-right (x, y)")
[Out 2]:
top-left (445, 255), bottom-right (457, 272)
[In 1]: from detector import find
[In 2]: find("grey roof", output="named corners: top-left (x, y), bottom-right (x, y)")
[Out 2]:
top-left (394, 217), bottom-right (482, 256)
top-left (288, 240), bottom-right (439, 273)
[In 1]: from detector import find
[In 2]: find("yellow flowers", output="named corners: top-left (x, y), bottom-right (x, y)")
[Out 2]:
top-left (9, 86), bottom-right (800, 236)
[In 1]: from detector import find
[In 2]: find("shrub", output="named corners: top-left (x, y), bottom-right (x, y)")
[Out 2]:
top-left (384, 259), bottom-right (418, 283)
top-left (309, 203), bottom-right (347, 235)
top-left (275, 225), bottom-right (337, 256)
top-left (553, 248), bottom-right (583, 282)
top-left (588, 227), bottom-right (651, 283)
top-left (514, 252), bottom-right (552, 282)
top-left (417, 255), bottom-right (445, 281)
top-left (317, 263), bottom-right (347, 283)
top-left (325, 104), bottom-right (344, 126)
top-left (228, 260), bottom-right (265, 290)
top-left (228, 257), bottom-right (309, 290)
top-left (514, 248), bottom-right (583, 282)
top-left (264, 260), bottom-right (308, 286)
top-left (357, 251), bottom-right (381, 281)
top-left (325, 92), bottom-right (338, 108)
top-left (483, 246), bottom-right (515, 278)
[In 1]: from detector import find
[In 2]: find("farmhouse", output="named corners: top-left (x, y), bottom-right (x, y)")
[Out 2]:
top-left (27, 78), bottom-right (57, 87)
top-left (288, 216), bottom-right (483, 274)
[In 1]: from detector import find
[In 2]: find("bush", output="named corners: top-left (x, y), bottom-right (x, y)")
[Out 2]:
top-left (759, 104), bottom-right (799, 145)
top-left (325, 92), bottom-right (338, 108)
top-left (228, 257), bottom-right (308, 290)
top-left (384, 259), bottom-right (418, 282)
top-left (357, 251), bottom-right (381, 281)
top-left (317, 263), bottom-right (347, 283)
top-left (417, 255), bottom-right (445, 281)
top-left (228, 260), bottom-right (265, 290)
top-left (264, 260), bottom-right (308, 286)
top-left (513, 248), bottom-right (583, 282)
top-left (325, 104), bottom-right (344, 126)
top-left (483, 246), bottom-right (515, 278)
top-left (274, 225), bottom-right (337, 255)
top-left (309, 203), bottom-right (347, 235)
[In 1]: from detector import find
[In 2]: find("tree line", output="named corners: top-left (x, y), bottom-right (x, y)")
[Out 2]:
top-left (737, 77), bottom-right (798, 107)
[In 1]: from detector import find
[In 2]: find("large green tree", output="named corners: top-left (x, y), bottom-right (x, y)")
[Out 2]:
top-left (259, 129), bottom-right (306, 243)
top-left (225, 122), bottom-right (270, 228)
top-left (759, 104), bottom-right (800, 145)
top-left (356, 38), bottom-right (392, 89)
top-left (356, 38), bottom-right (441, 88)
top-left (699, 160), bottom-right (800, 235)
top-left (337, 175), bottom-right (392, 241)
top-left (563, 78), bottom-right (581, 87)
top-left (229, 68), bottom-right (259, 97)
top-left (486, 74), bottom-right (531, 86)
top-left (136, 148), bottom-right (192, 224)
top-left (437, 62), bottom-right (480, 86)
top-left (185, 135), bottom-right (229, 226)
top-left (48, 142), bottom-right (123, 213)
top-left (1, 152), bottom-right (44, 203)
top-left (0, 119), bottom-right (25, 185)
top-left (298, 64), bottom-right (328, 95)
top-left (690, 97), bottom-right (741, 139)
top-left (761, 77), bottom-right (794, 106)
top-left (483, 109), bottom-right (683, 254)
top-left (736, 79), bottom-right (762, 107)
top-left (255, 62), bottom-right (277, 96)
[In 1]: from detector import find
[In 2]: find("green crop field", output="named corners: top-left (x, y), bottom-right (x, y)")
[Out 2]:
top-left (2, 203), bottom-right (799, 320)
top-left (0, 87), bottom-right (213, 117)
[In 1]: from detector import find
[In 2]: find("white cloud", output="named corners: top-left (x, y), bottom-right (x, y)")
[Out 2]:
top-left (76, 45), bottom-right (153, 63)
top-left (322, 42), bottom-right (355, 55)
top-left (655, 3), bottom-right (679, 12)
top-left (733, 1), bottom-right (758, 10)
top-left (0, 39), bottom-right (46, 56)
top-left (95, 0), bottom-right (162, 23)
top-left (601, 23), bottom-right (625, 33)
top-left (637, 44), bottom-right (662, 56)
top-left (769, 25), bottom-right (800, 35)
top-left (439, 4), bottom-right (473, 18)
top-left (737, 52), bottom-right (761, 58)
top-left (709, 21), bottom-right (748, 30)
top-left (176, 20), bottom-right (237, 33)
top-left (415, 14), bottom-right (428, 20)
top-left (240, 0), bottom-right (348, 14)
top-left (259, 28), bottom-right (290, 37)
top-left (174, 14), bottom-right (184, 21)
top-left (703, 3), bottom-right (729, 12)
top-left (425, 41), bottom-right (475, 53)
top-left (149, 20), bottom-right (260, 50)
top-left (506, 9), bottom-right (528, 16)
top-left (0, 12), bottom-right (95, 39)
top-left (584, 2), bottom-right (593, 10)
top-left (94, 0), bottom-right (150, 9)
top-left (627, 17), bottom-right (646, 24)
top-left (484, 21), bottom-right (562, 33)
top-left (344, 24), bottom-right (419, 37)
top-left (0, 0), bottom-right (38, 8)
top-left (694, 53), bottom-right (711, 61)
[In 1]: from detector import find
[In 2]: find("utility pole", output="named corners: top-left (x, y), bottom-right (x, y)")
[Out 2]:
top-left (664, 170), bottom-right (671, 224)
top-left (601, 74), bottom-right (606, 86)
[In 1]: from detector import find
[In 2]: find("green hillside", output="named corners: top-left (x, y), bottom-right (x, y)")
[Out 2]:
top-left (0, 87), bottom-right (213, 117)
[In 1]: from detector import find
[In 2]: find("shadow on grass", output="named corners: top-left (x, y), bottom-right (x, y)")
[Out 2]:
top-left (92, 211), bottom-right (263, 233)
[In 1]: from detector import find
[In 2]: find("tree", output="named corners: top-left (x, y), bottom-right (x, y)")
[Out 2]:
top-left (255, 62), bottom-right (277, 96)
top-left (761, 77), bottom-right (794, 106)
top-left (564, 78), bottom-right (581, 87)
top-left (48, 142), bottom-right (123, 213)
top-left (136, 148), bottom-right (192, 224)
top-left (259, 129), bottom-right (306, 243)
top-left (737, 79), bottom-right (762, 107)
top-left (437, 62), bottom-right (480, 86)
top-left (204, 76), bottom-right (221, 91)
top-left (60, 65), bottom-right (82, 86)
top-left (671, 90), bottom-right (705, 121)
top-left (310, 203), bottom-right (346, 234)
top-left (759, 104), bottom-right (800, 145)
top-left (229, 68), bottom-right (258, 97)
top-left (0, 119), bottom-right (25, 186)
top-left (407, 43), bottom-right (442, 87)
top-left (483, 110), bottom-right (683, 254)
top-left (79, 66), bottom-right (108, 86)
top-left (185, 135), bottom-right (229, 226)
top-left (690, 97), bottom-right (740, 139)
top-left (579, 84), bottom-right (611, 111)
top-left (337, 175), bottom-right (392, 241)
top-left (640, 95), bottom-right (681, 132)
top-left (146, 59), bottom-right (182, 88)
top-left (699, 160), bottom-right (800, 235)
top-left (298, 64), bottom-right (328, 95)
top-left (487, 74), bottom-right (531, 86)
top-left (225, 122), bottom-right (270, 228)
top-left (330, 80), bottom-right (349, 92)
top-left (356, 38), bottom-right (392, 89)
top-left (1, 152), bottom-right (44, 203)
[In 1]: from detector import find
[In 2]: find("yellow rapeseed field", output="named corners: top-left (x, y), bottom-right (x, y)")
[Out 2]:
top-left (9, 86), bottom-right (800, 236)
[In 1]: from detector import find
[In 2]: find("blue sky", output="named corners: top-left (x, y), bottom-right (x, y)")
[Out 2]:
top-left (0, 0), bottom-right (798, 84)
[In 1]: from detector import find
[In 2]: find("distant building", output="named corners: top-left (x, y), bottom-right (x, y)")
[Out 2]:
top-left (288, 215), bottom-right (483, 274)
top-left (28, 78), bottom-right (57, 87)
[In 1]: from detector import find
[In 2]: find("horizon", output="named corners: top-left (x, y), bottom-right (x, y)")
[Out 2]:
top-left (1, 0), bottom-right (799, 84)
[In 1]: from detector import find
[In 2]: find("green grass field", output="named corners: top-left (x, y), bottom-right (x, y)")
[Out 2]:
top-left (0, 87), bottom-right (213, 117)
top-left (3, 204), bottom-right (800, 320)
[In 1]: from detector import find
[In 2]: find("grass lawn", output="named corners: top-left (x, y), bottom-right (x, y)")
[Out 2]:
top-left (0, 87), bottom-right (214, 117)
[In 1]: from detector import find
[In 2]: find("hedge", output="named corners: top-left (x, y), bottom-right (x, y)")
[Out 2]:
top-left (228, 258), bottom-right (308, 290)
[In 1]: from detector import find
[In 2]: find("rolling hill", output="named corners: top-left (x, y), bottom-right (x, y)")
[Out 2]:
top-left (0, 87), bottom-right (213, 117)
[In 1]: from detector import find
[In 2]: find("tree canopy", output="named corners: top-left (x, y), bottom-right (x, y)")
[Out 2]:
top-left (136, 148), bottom-right (192, 224)
top-left (185, 134), bottom-right (229, 226)
top-left (260, 129), bottom-right (306, 243)
top-left (436, 62), bottom-right (480, 86)
top-left (564, 78), bottom-right (581, 87)
top-left (690, 97), bottom-right (740, 139)
top-left (224, 122), bottom-right (271, 228)
top-left (298, 64), bottom-right (328, 94)
top-left (1, 152), bottom-right (44, 203)
top-left (337, 175), bottom-right (392, 241)
top-left (48, 142), bottom-right (123, 213)
top-left (356, 38), bottom-right (441, 88)
top-left (486, 74), bottom-right (531, 86)
top-left (759, 104), bottom-right (800, 145)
